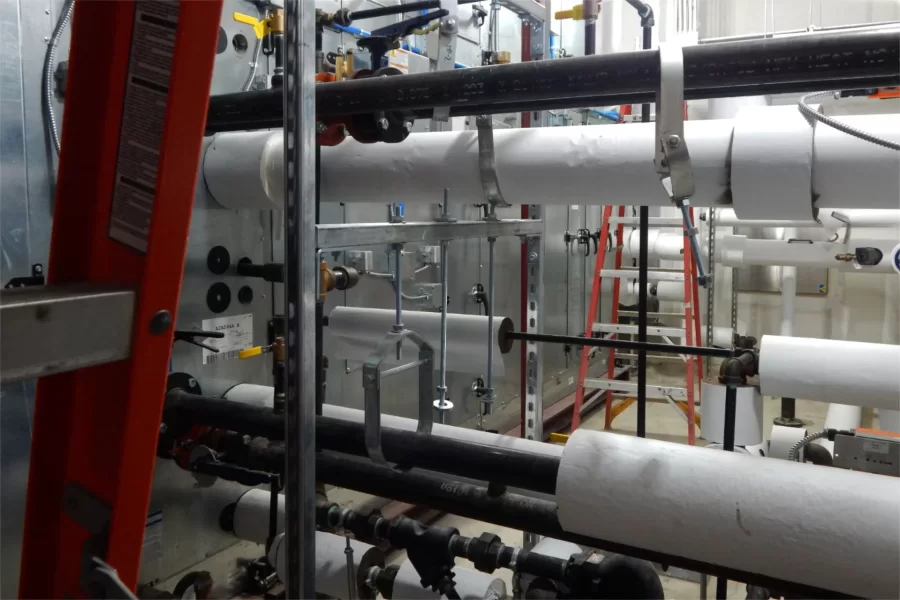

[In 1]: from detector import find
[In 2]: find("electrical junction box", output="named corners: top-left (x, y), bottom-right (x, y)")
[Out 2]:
top-left (346, 250), bottom-right (373, 274)
top-left (419, 245), bottom-right (441, 266)
top-left (833, 429), bottom-right (899, 477)
top-left (413, 283), bottom-right (444, 310)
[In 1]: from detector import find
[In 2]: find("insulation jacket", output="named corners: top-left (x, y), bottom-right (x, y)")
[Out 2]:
top-left (703, 208), bottom-right (900, 229)
top-left (556, 429), bottom-right (900, 598)
top-left (758, 335), bottom-right (900, 410)
top-left (204, 114), bottom-right (900, 211)
top-left (718, 235), bottom-right (898, 273)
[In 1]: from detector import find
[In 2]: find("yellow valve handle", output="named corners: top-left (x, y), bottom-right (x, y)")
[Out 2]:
top-left (554, 6), bottom-right (584, 20)
top-left (238, 346), bottom-right (264, 359)
top-left (233, 12), bottom-right (269, 39)
top-left (549, 432), bottom-right (570, 444)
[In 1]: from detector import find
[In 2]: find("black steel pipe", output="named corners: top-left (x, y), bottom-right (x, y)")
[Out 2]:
top-left (338, 0), bottom-right (479, 23)
top-left (316, 415), bottom-right (559, 494)
top-left (313, 451), bottom-right (851, 599)
top-left (723, 386), bottom-right (737, 453)
top-left (163, 391), bottom-right (560, 494)
top-left (506, 331), bottom-right (734, 358)
top-left (205, 29), bottom-right (899, 132)
top-left (636, 16), bottom-right (653, 440)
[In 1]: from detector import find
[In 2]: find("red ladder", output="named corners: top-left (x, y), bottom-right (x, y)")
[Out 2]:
top-left (572, 206), bottom-right (703, 443)
top-left (18, 1), bottom-right (223, 597)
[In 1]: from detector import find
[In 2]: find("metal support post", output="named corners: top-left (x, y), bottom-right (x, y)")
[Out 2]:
top-left (523, 226), bottom-right (543, 443)
top-left (432, 0), bottom-right (459, 126)
top-left (483, 237), bottom-right (498, 420)
top-left (283, 0), bottom-right (317, 596)
top-left (393, 244), bottom-right (404, 359)
top-left (434, 238), bottom-right (453, 423)
top-left (636, 24), bottom-right (653, 440)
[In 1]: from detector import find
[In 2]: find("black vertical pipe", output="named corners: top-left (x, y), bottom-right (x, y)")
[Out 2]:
top-left (716, 384), bottom-right (738, 598)
top-left (315, 28), bottom-right (325, 419)
top-left (722, 385), bottom-right (736, 452)
top-left (585, 21), bottom-right (596, 56)
top-left (636, 24), bottom-right (652, 439)
top-left (780, 397), bottom-right (796, 421)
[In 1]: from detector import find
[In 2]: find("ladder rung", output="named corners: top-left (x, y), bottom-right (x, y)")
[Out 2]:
top-left (583, 378), bottom-right (687, 400)
top-left (592, 323), bottom-right (685, 337)
top-left (601, 269), bottom-right (685, 282)
top-left (609, 217), bottom-right (685, 227)
top-left (617, 311), bottom-right (685, 317)
top-left (0, 284), bottom-right (135, 383)
top-left (614, 353), bottom-right (690, 362)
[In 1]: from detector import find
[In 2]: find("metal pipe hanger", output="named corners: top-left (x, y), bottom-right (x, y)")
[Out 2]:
top-left (206, 29), bottom-right (900, 133)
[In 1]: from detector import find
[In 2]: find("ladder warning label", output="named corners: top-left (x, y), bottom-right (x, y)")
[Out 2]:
top-left (201, 313), bottom-right (254, 365)
top-left (108, 0), bottom-right (180, 252)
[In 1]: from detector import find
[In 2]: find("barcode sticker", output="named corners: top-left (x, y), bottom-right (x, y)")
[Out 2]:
top-left (200, 313), bottom-right (253, 365)
top-left (108, 0), bottom-right (180, 252)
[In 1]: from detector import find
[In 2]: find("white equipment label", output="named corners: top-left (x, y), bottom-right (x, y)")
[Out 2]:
top-left (201, 313), bottom-right (254, 365)
top-left (108, 1), bottom-right (180, 252)
top-left (863, 439), bottom-right (890, 455)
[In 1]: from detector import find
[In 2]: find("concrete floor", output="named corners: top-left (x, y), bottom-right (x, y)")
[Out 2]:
top-left (420, 393), bottom-right (868, 600)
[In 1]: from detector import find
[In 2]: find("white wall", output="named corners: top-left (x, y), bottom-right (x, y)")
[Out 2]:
top-left (699, 0), bottom-right (900, 39)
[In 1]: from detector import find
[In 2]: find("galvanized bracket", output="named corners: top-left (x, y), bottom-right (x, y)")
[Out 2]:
top-left (362, 329), bottom-right (435, 463)
top-left (432, 0), bottom-right (459, 122)
top-left (655, 43), bottom-right (710, 286)
top-left (476, 114), bottom-right (510, 220)
top-left (654, 43), bottom-right (694, 202)
top-left (830, 211), bottom-right (852, 244)
top-left (63, 483), bottom-right (139, 600)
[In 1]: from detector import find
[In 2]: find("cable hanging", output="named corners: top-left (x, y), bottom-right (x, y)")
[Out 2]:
top-left (798, 91), bottom-right (900, 151)
top-left (42, 0), bottom-right (75, 155)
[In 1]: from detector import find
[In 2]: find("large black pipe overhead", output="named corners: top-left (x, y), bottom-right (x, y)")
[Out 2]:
top-left (205, 29), bottom-right (900, 133)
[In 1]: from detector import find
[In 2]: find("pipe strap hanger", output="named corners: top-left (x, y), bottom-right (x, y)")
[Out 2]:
top-left (654, 43), bottom-right (709, 287)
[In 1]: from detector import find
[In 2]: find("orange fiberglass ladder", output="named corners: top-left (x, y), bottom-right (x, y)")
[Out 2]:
top-left (16, 1), bottom-right (223, 597)
top-left (571, 205), bottom-right (703, 444)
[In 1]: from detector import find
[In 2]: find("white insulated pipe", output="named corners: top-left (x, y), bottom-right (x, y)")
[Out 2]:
top-left (555, 429), bottom-right (900, 598)
top-left (718, 235), bottom-right (899, 273)
top-left (267, 531), bottom-right (385, 599)
top-left (620, 280), bottom-right (685, 302)
top-left (701, 208), bottom-right (900, 229)
top-left (232, 488), bottom-right (284, 545)
top-left (759, 335), bottom-right (900, 410)
top-left (203, 114), bottom-right (900, 210)
top-left (622, 229), bottom-right (684, 261)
